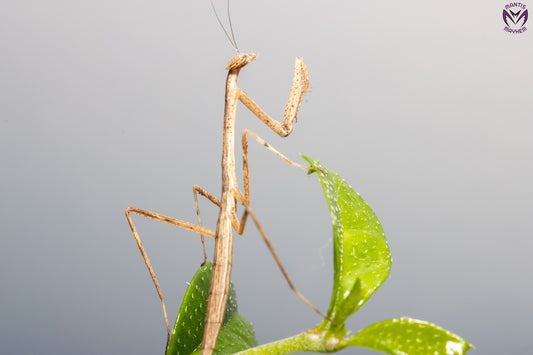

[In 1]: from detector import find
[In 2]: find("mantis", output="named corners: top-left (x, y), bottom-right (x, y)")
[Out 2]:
top-left (125, 3), bottom-right (328, 354)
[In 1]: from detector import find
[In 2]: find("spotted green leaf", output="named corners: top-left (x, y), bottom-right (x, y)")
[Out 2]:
top-left (234, 157), bottom-right (471, 355)
top-left (303, 156), bottom-right (392, 329)
top-left (167, 262), bottom-right (256, 355)
top-left (344, 318), bottom-right (473, 355)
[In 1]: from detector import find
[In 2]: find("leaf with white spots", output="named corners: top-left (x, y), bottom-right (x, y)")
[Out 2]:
top-left (167, 262), bottom-right (256, 355)
top-left (344, 318), bottom-right (473, 355)
top-left (303, 156), bottom-right (392, 328)
top-left (190, 312), bottom-right (257, 355)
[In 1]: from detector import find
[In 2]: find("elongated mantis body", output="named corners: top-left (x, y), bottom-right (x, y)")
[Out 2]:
top-left (125, 16), bottom-right (329, 353)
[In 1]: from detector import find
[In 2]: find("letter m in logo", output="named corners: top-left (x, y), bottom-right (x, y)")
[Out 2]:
top-left (503, 8), bottom-right (529, 28)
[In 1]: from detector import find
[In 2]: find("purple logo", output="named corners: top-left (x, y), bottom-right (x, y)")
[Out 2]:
top-left (503, 3), bottom-right (528, 33)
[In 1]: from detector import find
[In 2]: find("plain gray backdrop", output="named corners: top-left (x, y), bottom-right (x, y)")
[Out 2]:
top-left (1, 1), bottom-right (532, 354)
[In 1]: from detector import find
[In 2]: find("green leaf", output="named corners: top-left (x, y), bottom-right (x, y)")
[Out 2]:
top-left (303, 156), bottom-right (392, 328)
top-left (235, 157), bottom-right (472, 354)
top-left (344, 318), bottom-right (473, 355)
top-left (190, 312), bottom-right (257, 355)
top-left (167, 262), bottom-right (257, 355)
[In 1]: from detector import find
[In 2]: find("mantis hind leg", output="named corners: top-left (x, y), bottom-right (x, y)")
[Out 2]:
top-left (125, 206), bottom-right (216, 352)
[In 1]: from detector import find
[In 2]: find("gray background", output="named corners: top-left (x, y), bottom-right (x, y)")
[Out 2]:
top-left (1, 1), bottom-right (532, 354)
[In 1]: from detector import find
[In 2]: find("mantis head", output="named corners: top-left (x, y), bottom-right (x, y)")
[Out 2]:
top-left (226, 53), bottom-right (257, 71)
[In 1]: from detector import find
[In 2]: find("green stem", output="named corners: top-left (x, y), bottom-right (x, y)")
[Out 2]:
top-left (235, 329), bottom-right (341, 355)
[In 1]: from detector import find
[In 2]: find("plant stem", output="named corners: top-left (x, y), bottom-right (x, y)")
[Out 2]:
top-left (235, 329), bottom-right (339, 355)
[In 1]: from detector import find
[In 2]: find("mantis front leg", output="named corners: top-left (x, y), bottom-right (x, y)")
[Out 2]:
top-left (238, 57), bottom-right (309, 137)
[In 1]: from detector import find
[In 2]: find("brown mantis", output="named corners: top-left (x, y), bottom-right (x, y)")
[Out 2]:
top-left (125, 4), bottom-right (329, 354)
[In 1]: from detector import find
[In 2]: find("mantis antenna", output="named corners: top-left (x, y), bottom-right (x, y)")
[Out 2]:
top-left (210, 0), bottom-right (240, 53)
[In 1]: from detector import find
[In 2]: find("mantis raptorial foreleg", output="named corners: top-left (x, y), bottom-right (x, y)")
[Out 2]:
top-left (238, 57), bottom-right (309, 137)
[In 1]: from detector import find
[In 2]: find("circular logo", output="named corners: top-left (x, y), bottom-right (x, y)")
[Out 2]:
top-left (503, 3), bottom-right (528, 33)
